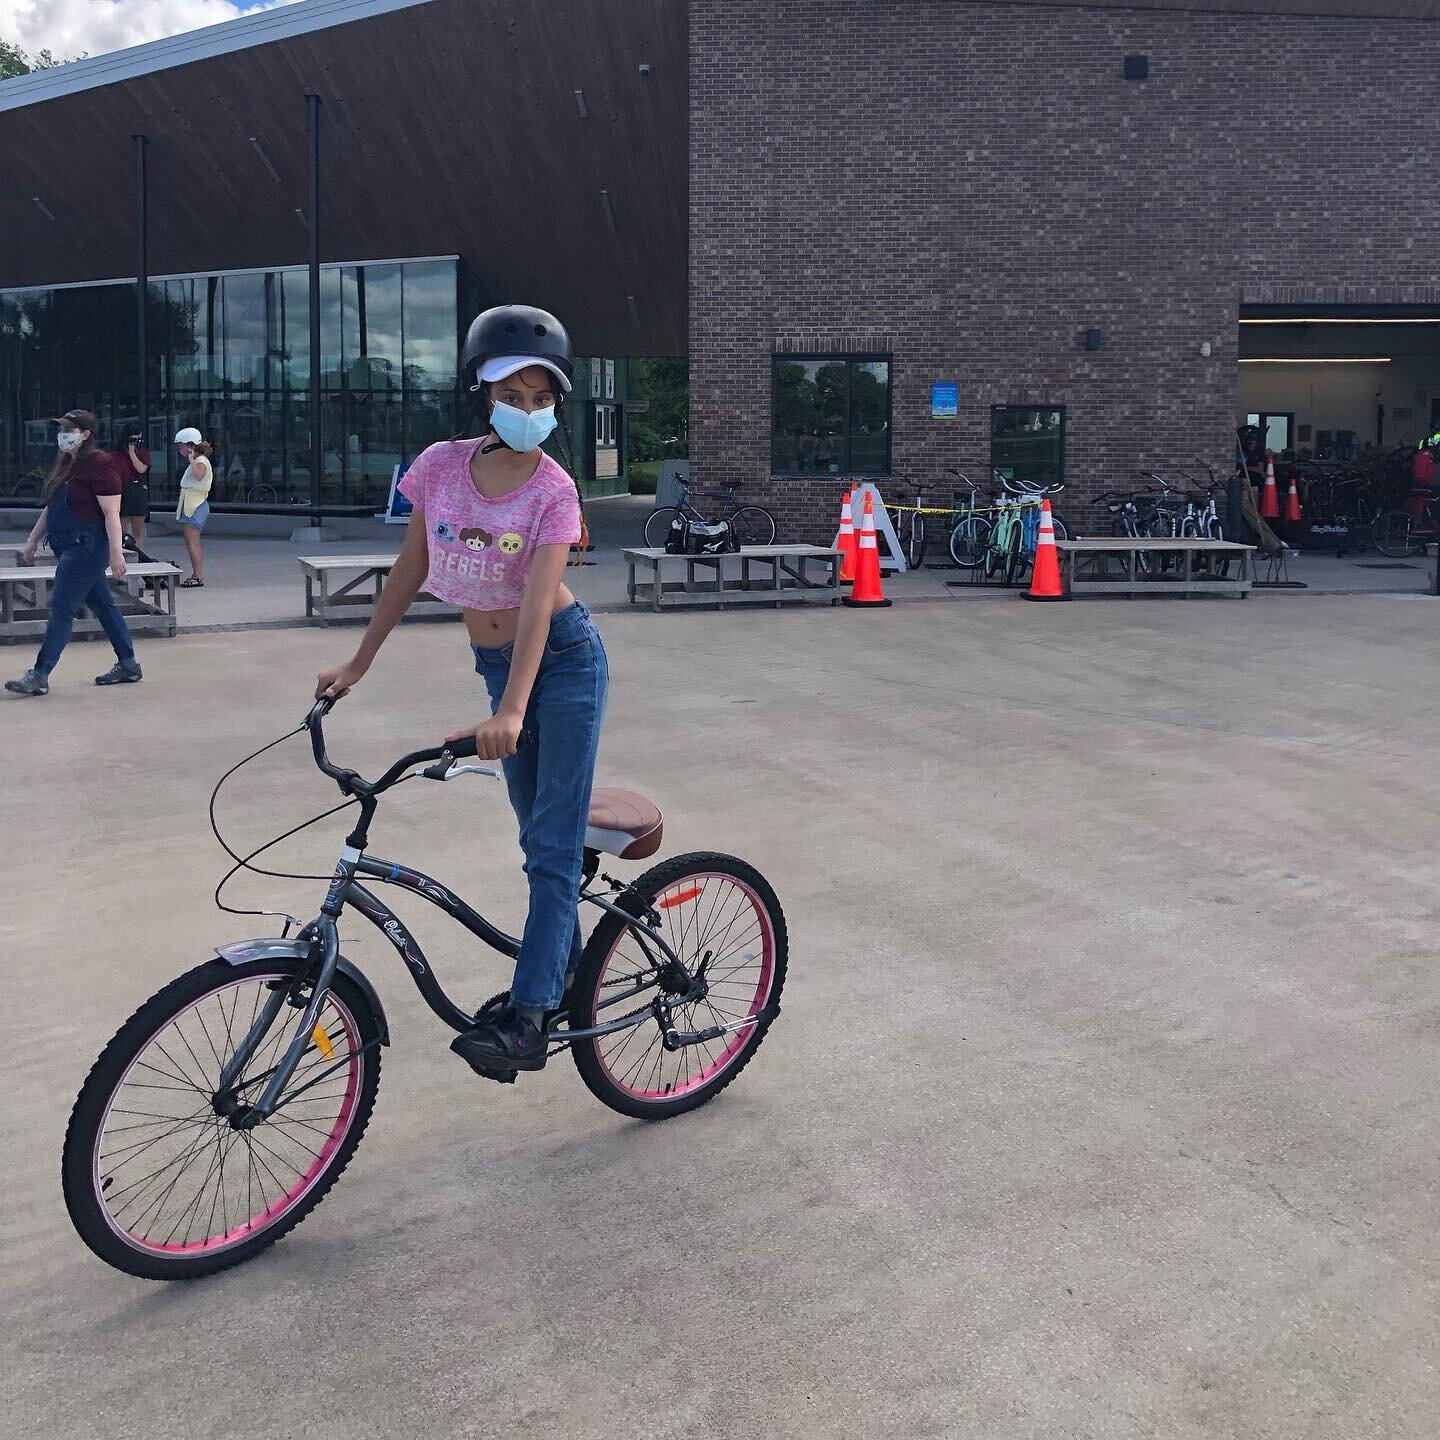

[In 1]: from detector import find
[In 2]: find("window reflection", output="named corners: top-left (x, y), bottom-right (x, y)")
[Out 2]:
top-left (0, 259), bottom-right (461, 505)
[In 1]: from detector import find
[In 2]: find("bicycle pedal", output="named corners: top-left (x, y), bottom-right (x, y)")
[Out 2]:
top-left (457, 1054), bottom-right (518, 1084)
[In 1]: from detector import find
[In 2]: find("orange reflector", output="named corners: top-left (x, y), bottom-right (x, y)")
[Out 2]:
top-left (311, 1024), bottom-right (335, 1060)
top-left (658, 886), bottom-right (702, 910)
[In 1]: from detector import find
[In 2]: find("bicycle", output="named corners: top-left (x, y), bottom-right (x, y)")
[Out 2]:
top-left (981, 473), bottom-right (1069, 582)
top-left (61, 699), bottom-right (788, 1280)
top-left (643, 481), bottom-right (776, 549)
top-left (946, 473), bottom-right (994, 568)
top-left (1372, 489), bottom-right (1440, 557)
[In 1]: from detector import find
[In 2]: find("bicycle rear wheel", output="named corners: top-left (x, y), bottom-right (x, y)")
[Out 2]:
top-left (643, 507), bottom-right (681, 549)
top-left (729, 506), bottom-right (777, 548)
top-left (62, 957), bottom-right (381, 1280)
top-left (569, 853), bottom-right (787, 1120)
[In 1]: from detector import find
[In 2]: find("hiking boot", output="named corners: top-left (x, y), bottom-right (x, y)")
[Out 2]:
top-left (95, 659), bottom-right (143, 686)
top-left (5, 668), bottom-right (49, 697)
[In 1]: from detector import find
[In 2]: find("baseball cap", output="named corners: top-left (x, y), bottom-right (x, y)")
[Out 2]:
top-left (477, 355), bottom-right (572, 394)
top-left (53, 409), bottom-right (98, 431)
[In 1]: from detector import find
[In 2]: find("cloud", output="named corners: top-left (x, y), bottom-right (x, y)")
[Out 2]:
top-left (0, 0), bottom-right (302, 63)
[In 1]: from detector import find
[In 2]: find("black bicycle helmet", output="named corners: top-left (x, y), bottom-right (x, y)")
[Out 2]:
top-left (461, 304), bottom-right (574, 394)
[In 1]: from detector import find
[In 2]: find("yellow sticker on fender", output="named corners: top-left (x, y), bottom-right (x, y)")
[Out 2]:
top-left (312, 1024), bottom-right (335, 1060)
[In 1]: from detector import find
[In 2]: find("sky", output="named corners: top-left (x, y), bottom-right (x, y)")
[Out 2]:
top-left (1, 0), bottom-right (302, 61)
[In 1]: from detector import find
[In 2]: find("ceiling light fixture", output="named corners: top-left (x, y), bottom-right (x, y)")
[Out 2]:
top-left (1240, 317), bottom-right (1440, 325)
top-left (1239, 356), bottom-right (1393, 364)
top-left (249, 136), bottom-right (283, 183)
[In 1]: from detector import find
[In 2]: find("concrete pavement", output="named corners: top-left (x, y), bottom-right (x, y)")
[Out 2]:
top-left (3, 593), bottom-right (1439, 1438)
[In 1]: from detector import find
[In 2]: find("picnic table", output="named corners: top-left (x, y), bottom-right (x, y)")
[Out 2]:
top-left (623, 545), bottom-right (842, 611)
top-left (0, 560), bottom-right (182, 642)
top-left (298, 554), bottom-right (460, 625)
top-left (1055, 537), bottom-right (1255, 597)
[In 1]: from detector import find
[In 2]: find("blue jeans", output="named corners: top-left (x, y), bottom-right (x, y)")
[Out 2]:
top-left (472, 603), bottom-right (608, 1012)
top-left (35, 495), bottom-right (136, 676)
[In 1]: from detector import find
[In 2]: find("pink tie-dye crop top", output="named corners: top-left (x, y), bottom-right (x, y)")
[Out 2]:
top-left (397, 437), bottom-right (582, 611)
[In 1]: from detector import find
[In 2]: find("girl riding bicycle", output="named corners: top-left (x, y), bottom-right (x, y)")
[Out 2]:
top-left (317, 304), bottom-right (605, 1077)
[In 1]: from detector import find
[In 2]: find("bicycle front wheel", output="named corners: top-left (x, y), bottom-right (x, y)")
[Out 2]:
top-left (62, 957), bottom-right (381, 1281)
top-left (904, 514), bottom-right (927, 569)
top-left (729, 506), bottom-right (776, 548)
top-left (643, 507), bottom-right (680, 548)
top-left (569, 853), bottom-right (787, 1120)
top-left (1372, 509), bottom-right (1425, 558)
top-left (949, 515), bottom-right (992, 568)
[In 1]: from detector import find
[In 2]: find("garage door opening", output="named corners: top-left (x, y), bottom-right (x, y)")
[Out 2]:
top-left (1236, 305), bottom-right (1440, 589)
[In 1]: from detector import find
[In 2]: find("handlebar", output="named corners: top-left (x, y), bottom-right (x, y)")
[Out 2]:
top-left (303, 698), bottom-right (496, 799)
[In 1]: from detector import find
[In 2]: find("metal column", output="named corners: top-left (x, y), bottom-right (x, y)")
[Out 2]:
top-left (307, 93), bottom-right (323, 514)
top-left (133, 134), bottom-right (148, 442)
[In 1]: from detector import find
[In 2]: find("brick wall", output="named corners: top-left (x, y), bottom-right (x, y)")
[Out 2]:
top-left (689, 0), bottom-right (1440, 541)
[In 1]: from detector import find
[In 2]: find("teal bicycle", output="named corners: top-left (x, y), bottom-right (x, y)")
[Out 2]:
top-left (981, 473), bottom-right (1070, 583)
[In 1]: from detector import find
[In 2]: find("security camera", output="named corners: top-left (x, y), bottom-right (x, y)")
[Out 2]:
top-left (638, 62), bottom-right (651, 76)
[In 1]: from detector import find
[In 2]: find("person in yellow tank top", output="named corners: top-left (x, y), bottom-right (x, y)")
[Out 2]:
top-left (174, 426), bottom-right (212, 587)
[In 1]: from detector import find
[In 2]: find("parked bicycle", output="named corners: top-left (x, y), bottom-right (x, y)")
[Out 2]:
top-left (643, 481), bottom-right (776, 550)
top-left (1372, 489), bottom-right (1440, 557)
top-left (62, 698), bottom-right (788, 1280)
top-left (980, 473), bottom-right (1069, 583)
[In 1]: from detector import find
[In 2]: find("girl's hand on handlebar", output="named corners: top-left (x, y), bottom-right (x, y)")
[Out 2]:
top-left (446, 712), bottom-right (522, 762)
top-left (316, 658), bottom-right (368, 700)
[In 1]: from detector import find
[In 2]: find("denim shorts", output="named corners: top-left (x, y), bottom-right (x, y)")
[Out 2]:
top-left (178, 501), bottom-right (209, 531)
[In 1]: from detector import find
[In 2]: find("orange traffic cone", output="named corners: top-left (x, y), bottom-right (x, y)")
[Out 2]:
top-left (1284, 465), bottom-right (1302, 522)
top-left (1021, 499), bottom-right (1068, 602)
top-left (835, 486), bottom-right (858, 583)
top-left (842, 491), bottom-right (891, 607)
top-left (1260, 453), bottom-right (1280, 519)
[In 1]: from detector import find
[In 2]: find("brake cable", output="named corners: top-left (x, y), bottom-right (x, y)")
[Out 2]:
top-left (208, 721), bottom-right (417, 921)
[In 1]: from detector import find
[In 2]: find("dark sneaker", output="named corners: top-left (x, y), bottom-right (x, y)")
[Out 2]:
top-left (5, 668), bottom-right (49, 697)
top-left (450, 1006), bottom-right (548, 1078)
top-left (95, 660), bottom-right (143, 686)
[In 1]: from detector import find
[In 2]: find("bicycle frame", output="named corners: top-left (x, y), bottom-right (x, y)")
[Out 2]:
top-left (210, 704), bottom-right (701, 1125)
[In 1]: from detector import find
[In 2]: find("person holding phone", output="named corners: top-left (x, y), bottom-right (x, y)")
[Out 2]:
top-left (174, 426), bottom-right (213, 586)
top-left (5, 409), bottom-right (141, 697)
top-left (114, 429), bottom-right (152, 551)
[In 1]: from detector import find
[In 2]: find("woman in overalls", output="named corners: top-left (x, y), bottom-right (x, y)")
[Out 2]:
top-left (6, 409), bottom-right (141, 697)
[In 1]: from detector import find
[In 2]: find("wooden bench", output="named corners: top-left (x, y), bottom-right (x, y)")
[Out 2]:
top-left (0, 560), bottom-right (182, 642)
top-left (623, 545), bottom-right (842, 611)
top-left (1055, 537), bottom-right (1255, 597)
top-left (299, 554), bottom-right (460, 625)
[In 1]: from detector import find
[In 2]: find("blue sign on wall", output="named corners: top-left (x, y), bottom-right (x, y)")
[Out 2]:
top-left (383, 462), bottom-right (413, 523)
top-left (931, 382), bottom-right (959, 419)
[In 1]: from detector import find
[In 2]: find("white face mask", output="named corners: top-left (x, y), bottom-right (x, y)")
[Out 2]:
top-left (56, 430), bottom-right (84, 453)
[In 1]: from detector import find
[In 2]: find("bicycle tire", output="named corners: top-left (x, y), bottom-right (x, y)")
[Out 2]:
top-left (569, 852), bottom-right (787, 1121)
top-left (643, 507), bottom-right (681, 549)
top-left (729, 505), bottom-right (777, 548)
top-left (62, 957), bottom-right (381, 1281)
top-left (1003, 519), bottom-right (1027, 585)
top-left (949, 515), bottom-right (992, 568)
top-left (905, 513), bottom-right (927, 570)
top-left (1372, 509), bottom-right (1425, 558)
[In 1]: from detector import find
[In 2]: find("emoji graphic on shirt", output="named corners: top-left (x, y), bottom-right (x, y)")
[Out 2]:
top-left (459, 527), bottom-right (492, 552)
top-left (498, 532), bottom-right (524, 556)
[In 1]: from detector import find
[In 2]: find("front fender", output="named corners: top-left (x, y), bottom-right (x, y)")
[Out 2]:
top-left (215, 937), bottom-right (390, 1045)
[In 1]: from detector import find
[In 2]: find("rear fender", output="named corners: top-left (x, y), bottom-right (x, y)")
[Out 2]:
top-left (215, 937), bottom-right (389, 1045)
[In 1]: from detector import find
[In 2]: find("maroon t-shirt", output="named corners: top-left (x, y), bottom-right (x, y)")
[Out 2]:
top-left (61, 451), bottom-right (124, 522)
top-left (111, 446), bottom-right (152, 482)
